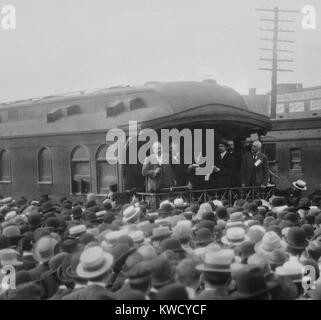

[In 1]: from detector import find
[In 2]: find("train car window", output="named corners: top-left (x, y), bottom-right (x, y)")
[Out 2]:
top-left (71, 146), bottom-right (91, 194)
top-left (38, 147), bottom-right (53, 184)
top-left (290, 148), bottom-right (302, 171)
top-left (96, 144), bottom-right (117, 195)
top-left (0, 149), bottom-right (12, 183)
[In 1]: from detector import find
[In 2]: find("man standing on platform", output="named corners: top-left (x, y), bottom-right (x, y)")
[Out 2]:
top-left (211, 140), bottom-right (234, 189)
top-left (240, 140), bottom-right (269, 188)
top-left (142, 141), bottom-right (175, 192)
top-left (227, 140), bottom-right (241, 187)
top-left (170, 141), bottom-right (188, 187)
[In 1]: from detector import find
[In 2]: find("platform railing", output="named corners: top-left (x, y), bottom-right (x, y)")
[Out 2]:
top-left (136, 185), bottom-right (276, 210)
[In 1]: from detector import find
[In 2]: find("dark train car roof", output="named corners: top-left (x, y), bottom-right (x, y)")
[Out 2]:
top-left (0, 81), bottom-right (271, 138)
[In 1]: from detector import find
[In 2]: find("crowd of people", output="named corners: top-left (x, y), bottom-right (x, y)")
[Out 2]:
top-left (1, 178), bottom-right (321, 300)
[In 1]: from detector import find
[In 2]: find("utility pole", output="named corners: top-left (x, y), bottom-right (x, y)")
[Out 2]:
top-left (256, 7), bottom-right (299, 119)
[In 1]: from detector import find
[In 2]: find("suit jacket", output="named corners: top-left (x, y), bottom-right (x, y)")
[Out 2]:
top-left (229, 151), bottom-right (242, 187)
top-left (212, 152), bottom-right (234, 189)
top-left (49, 287), bottom-right (73, 300)
top-left (28, 263), bottom-right (50, 282)
top-left (194, 288), bottom-right (234, 300)
top-left (142, 153), bottom-right (175, 192)
top-left (240, 152), bottom-right (269, 187)
top-left (187, 165), bottom-right (208, 190)
top-left (62, 285), bottom-right (115, 300)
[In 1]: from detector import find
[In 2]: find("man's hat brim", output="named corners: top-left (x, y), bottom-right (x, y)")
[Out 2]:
top-left (292, 182), bottom-right (307, 191)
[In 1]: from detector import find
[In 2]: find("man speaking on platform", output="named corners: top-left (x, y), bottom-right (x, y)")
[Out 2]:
top-left (142, 142), bottom-right (175, 192)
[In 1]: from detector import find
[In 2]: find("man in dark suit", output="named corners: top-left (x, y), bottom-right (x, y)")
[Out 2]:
top-left (170, 142), bottom-right (188, 187)
top-left (142, 142), bottom-right (175, 192)
top-left (240, 140), bottom-right (269, 187)
top-left (211, 140), bottom-right (234, 189)
top-left (227, 140), bottom-right (242, 187)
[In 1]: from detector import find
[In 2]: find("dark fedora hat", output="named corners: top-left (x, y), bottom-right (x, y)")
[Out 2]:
top-left (64, 252), bottom-right (82, 279)
top-left (301, 224), bottom-right (315, 240)
top-left (40, 201), bottom-right (54, 214)
top-left (194, 220), bottom-right (215, 233)
top-left (57, 255), bottom-right (75, 285)
top-left (283, 213), bottom-right (300, 226)
top-left (160, 238), bottom-right (185, 254)
top-left (232, 265), bottom-right (277, 299)
top-left (152, 257), bottom-right (175, 289)
top-left (27, 213), bottom-right (42, 229)
top-left (48, 252), bottom-right (69, 275)
top-left (194, 228), bottom-right (213, 246)
top-left (111, 243), bottom-right (137, 271)
top-left (45, 217), bottom-right (64, 233)
top-left (60, 237), bottom-right (84, 254)
top-left (285, 227), bottom-right (309, 250)
top-left (271, 197), bottom-right (287, 208)
top-left (125, 261), bottom-right (155, 284)
top-left (85, 212), bottom-right (98, 224)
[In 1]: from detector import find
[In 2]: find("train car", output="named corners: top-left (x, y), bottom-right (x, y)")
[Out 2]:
top-left (0, 80), bottom-right (271, 200)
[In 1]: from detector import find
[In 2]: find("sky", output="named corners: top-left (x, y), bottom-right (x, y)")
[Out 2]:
top-left (0, 0), bottom-right (320, 103)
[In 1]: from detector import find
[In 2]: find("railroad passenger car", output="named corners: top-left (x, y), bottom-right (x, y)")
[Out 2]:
top-left (0, 81), bottom-right (271, 200)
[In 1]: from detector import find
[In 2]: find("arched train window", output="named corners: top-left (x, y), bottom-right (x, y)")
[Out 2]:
top-left (96, 145), bottom-right (117, 194)
top-left (71, 145), bottom-right (91, 194)
top-left (0, 150), bottom-right (12, 183)
top-left (38, 147), bottom-right (53, 183)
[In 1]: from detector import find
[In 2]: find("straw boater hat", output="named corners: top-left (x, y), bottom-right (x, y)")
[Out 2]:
top-left (0, 248), bottom-right (23, 266)
top-left (212, 200), bottom-right (223, 208)
top-left (122, 205), bottom-right (141, 223)
top-left (101, 229), bottom-right (128, 251)
top-left (275, 256), bottom-right (303, 283)
top-left (95, 210), bottom-right (106, 222)
top-left (69, 225), bottom-right (87, 238)
top-left (154, 218), bottom-right (171, 227)
top-left (292, 180), bottom-right (307, 191)
top-left (173, 198), bottom-right (188, 210)
top-left (254, 231), bottom-right (287, 256)
top-left (0, 197), bottom-right (14, 206)
top-left (129, 230), bottom-right (145, 245)
top-left (32, 235), bottom-right (59, 263)
top-left (221, 227), bottom-right (249, 246)
top-left (196, 249), bottom-right (236, 273)
top-left (76, 246), bottom-right (114, 279)
top-left (159, 200), bottom-right (174, 209)
top-left (4, 211), bottom-right (17, 222)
